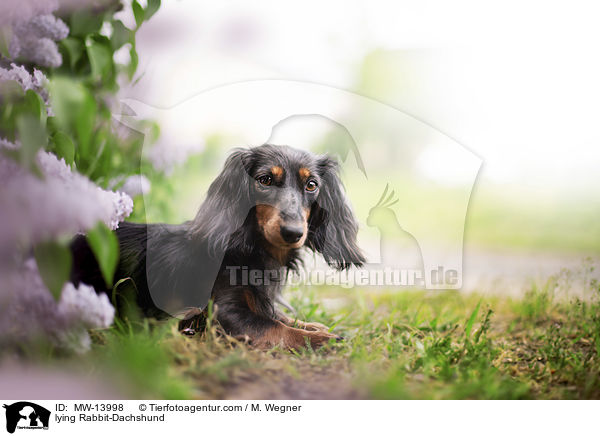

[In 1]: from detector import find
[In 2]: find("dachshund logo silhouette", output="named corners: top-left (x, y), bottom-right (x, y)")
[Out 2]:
top-left (3, 402), bottom-right (50, 433)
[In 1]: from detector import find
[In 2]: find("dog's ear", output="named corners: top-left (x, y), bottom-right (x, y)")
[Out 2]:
top-left (189, 149), bottom-right (254, 256)
top-left (307, 155), bottom-right (365, 270)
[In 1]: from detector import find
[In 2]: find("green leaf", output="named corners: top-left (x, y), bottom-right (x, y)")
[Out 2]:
top-left (0, 26), bottom-right (12, 58)
top-left (70, 10), bottom-right (104, 37)
top-left (49, 78), bottom-right (98, 159)
top-left (110, 20), bottom-right (132, 50)
top-left (16, 114), bottom-right (46, 170)
top-left (74, 95), bottom-right (97, 159)
top-left (145, 0), bottom-right (161, 21)
top-left (86, 37), bottom-right (113, 81)
top-left (23, 89), bottom-right (46, 123)
top-left (464, 300), bottom-right (482, 339)
top-left (34, 241), bottom-right (72, 301)
top-left (132, 1), bottom-right (144, 28)
top-left (51, 131), bottom-right (75, 165)
top-left (128, 45), bottom-right (139, 79)
top-left (50, 78), bottom-right (90, 124)
top-left (60, 37), bottom-right (84, 69)
top-left (84, 128), bottom-right (108, 178)
top-left (87, 221), bottom-right (119, 287)
top-left (473, 309), bottom-right (493, 344)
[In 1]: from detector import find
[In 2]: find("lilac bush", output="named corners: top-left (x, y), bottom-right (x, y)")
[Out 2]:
top-left (0, 259), bottom-right (115, 353)
top-left (0, 140), bottom-right (133, 252)
top-left (2, 1), bottom-right (68, 67)
top-left (0, 0), bottom-right (161, 354)
top-left (0, 63), bottom-right (51, 113)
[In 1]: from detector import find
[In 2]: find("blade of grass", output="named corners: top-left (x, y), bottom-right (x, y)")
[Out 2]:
top-left (465, 300), bottom-right (482, 339)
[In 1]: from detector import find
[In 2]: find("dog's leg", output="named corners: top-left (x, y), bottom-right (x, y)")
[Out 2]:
top-left (280, 316), bottom-right (331, 332)
top-left (177, 307), bottom-right (205, 336)
top-left (216, 303), bottom-right (340, 350)
top-left (253, 320), bottom-right (341, 350)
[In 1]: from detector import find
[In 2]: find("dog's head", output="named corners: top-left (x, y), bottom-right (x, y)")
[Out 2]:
top-left (191, 144), bottom-right (364, 269)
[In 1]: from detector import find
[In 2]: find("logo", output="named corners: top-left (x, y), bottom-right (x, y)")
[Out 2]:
top-left (2, 402), bottom-right (50, 434)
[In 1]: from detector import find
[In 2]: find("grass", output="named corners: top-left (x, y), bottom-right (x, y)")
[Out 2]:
top-left (110, 143), bottom-right (600, 399)
top-left (77, 262), bottom-right (600, 399)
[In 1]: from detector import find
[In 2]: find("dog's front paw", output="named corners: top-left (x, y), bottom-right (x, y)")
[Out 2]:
top-left (253, 322), bottom-right (343, 350)
top-left (300, 321), bottom-right (330, 332)
top-left (306, 330), bottom-right (344, 348)
top-left (177, 307), bottom-right (205, 335)
top-left (284, 317), bottom-right (331, 332)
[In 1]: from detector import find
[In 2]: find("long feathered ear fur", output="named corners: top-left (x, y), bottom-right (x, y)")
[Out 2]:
top-left (188, 149), bottom-right (253, 257)
top-left (307, 155), bottom-right (365, 270)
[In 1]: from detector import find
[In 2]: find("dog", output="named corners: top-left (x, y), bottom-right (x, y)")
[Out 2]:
top-left (70, 144), bottom-right (365, 349)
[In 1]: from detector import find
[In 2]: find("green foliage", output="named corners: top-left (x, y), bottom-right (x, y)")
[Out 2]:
top-left (87, 222), bottom-right (119, 288)
top-left (51, 2), bottom-right (164, 186)
top-left (0, 26), bottom-right (11, 57)
top-left (34, 240), bottom-right (72, 301)
top-left (0, 85), bottom-right (47, 158)
top-left (1, 1), bottom-right (162, 304)
top-left (49, 131), bottom-right (75, 165)
top-left (145, 0), bottom-right (162, 21)
top-left (22, 262), bottom-right (596, 399)
top-left (89, 320), bottom-right (190, 399)
top-left (16, 113), bottom-right (47, 172)
top-left (464, 299), bottom-right (481, 339)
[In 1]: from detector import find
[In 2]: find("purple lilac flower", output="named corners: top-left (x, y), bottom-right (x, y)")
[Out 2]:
top-left (0, 0), bottom-right (59, 27)
top-left (0, 259), bottom-right (115, 353)
top-left (0, 143), bottom-right (133, 255)
top-left (113, 174), bottom-right (152, 198)
top-left (9, 13), bottom-right (69, 68)
top-left (0, 63), bottom-right (51, 113)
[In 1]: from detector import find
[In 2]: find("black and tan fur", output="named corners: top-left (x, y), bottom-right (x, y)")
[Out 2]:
top-left (70, 144), bottom-right (364, 349)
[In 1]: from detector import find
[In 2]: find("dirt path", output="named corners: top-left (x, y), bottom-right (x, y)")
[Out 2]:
top-left (224, 364), bottom-right (365, 400)
top-left (462, 248), bottom-right (598, 296)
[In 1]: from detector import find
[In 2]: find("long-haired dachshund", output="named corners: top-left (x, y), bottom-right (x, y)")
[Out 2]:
top-left (70, 144), bottom-right (365, 349)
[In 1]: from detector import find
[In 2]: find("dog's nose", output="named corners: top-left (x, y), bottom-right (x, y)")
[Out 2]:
top-left (280, 225), bottom-right (304, 243)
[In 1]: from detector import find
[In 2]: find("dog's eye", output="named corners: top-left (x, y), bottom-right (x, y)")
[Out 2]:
top-left (257, 175), bottom-right (272, 186)
top-left (306, 180), bottom-right (318, 192)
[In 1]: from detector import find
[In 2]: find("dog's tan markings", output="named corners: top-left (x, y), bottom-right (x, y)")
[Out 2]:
top-left (256, 203), bottom-right (309, 264)
top-left (299, 167), bottom-right (311, 181)
top-left (281, 316), bottom-right (329, 332)
top-left (256, 204), bottom-right (281, 238)
top-left (253, 321), bottom-right (340, 350)
top-left (271, 166), bottom-right (284, 183)
top-left (266, 245), bottom-right (290, 265)
top-left (255, 204), bottom-right (289, 263)
top-left (253, 321), bottom-right (288, 348)
top-left (244, 290), bottom-right (257, 313)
